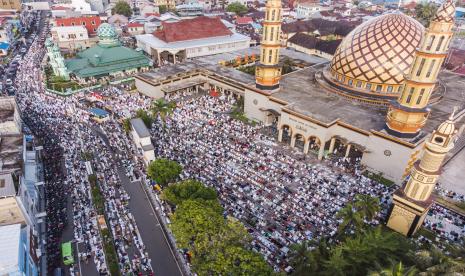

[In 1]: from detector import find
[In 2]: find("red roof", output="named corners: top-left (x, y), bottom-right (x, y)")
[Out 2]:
top-left (144, 12), bottom-right (160, 17)
top-left (153, 16), bottom-right (232, 43)
top-left (52, 6), bottom-right (69, 10)
top-left (127, 22), bottom-right (144, 28)
top-left (236, 16), bottom-right (253, 25)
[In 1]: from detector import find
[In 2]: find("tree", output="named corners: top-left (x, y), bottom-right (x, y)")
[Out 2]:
top-left (159, 5), bottom-right (168, 14)
top-left (226, 2), bottom-right (248, 15)
top-left (415, 3), bottom-right (438, 26)
top-left (336, 203), bottom-right (363, 235)
top-left (354, 194), bottom-right (380, 222)
top-left (151, 98), bottom-right (176, 124)
top-left (368, 262), bottom-right (417, 276)
top-left (122, 118), bottom-right (131, 133)
top-left (147, 158), bottom-right (182, 187)
top-left (161, 179), bottom-right (217, 206)
top-left (112, 0), bottom-right (132, 17)
top-left (289, 241), bottom-right (314, 275)
top-left (282, 57), bottom-right (295, 75)
top-left (136, 109), bottom-right (153, 128)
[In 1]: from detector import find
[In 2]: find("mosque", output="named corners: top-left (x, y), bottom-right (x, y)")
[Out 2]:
top-left (47, 23), bottom-right (151, 83)
top-left (135, 0), bottom-right (464, 197)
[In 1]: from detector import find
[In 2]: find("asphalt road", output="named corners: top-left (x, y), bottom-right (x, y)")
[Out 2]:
top-left (93, 126), bottom-right (183, 276)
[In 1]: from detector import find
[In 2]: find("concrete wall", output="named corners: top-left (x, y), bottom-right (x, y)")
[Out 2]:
top-left (135, 78), bottom-right (164, 99)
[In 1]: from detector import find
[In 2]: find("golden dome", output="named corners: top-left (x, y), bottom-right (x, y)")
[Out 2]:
top-left (327, 13), bottom-right (424, 101)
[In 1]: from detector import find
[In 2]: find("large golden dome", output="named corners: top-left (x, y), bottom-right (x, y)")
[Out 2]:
top-left (324, 13), bottom-right (424, 103)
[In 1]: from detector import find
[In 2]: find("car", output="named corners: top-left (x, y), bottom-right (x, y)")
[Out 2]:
top-left (5, 79), bottom-right (13, 86)
top-left (20, 47), bottom-right (27, 54)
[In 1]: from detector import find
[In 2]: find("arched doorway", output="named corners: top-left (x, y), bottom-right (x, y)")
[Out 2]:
top-left (278, 125), bottom-right (292, 144)
top-left (306, 136), bottom-right (321, 155)
top-left (293, 133), bottom-right (305, 152)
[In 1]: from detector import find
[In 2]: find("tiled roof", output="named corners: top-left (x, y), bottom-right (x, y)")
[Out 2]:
top-left (288, 33), bottom-right (341, 54)
top-left (153, 16), bottom-right (232, 43)
top-left (282, 18), bottom-right (360, 37)
top-left (236, 16), bottom-right (253, 25)
top-left (127, 22), bottom-right (144, 28)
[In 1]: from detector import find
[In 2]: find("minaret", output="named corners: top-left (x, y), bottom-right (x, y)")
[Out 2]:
top-left (255, 0), bottom-right (282, 91)
top-left (386, 110), bottom-right (457, 236)
top-left (385, 0), bottom-right (455, 138)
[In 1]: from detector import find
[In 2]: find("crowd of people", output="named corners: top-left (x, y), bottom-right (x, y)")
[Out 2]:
top-left (8, 13), bottom-right (464, 275)
top-left (13, 22), bottom-right (153, 275)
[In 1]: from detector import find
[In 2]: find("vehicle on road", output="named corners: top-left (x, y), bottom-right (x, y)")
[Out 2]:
top-left (61, 241), bottom-right (74, 266)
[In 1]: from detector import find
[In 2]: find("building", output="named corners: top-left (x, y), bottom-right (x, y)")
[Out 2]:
top-left (126, 22), bottom-right (145, 35)
top-left (154, 0), bottom-right (176, 9)
top-left (296, 0), bottom-right (328, 19)
top-left (134, 0), bottom-right (465, 185)
top-left (287, 32), bottom-right (341, 59)
top-left (0, 224), bottom-right (38, 276)
top-left (54, 15), bottom-right (102, 36)
top-left (176, 2), bottom-right (204, 17)
top-left (46, 38), bottom-right (71, 80)
top-left (63, 23), bottom-right (151, 82)
top-left (51, 25), bottom-right (97, 51)
top-left (136, 16), bottom-right (250, 66)
top-left (387, 110), bottom-right (457, 236)
top-left (0, 0), bottom-right (21, 11)
top-left (130, 118), bottom-right (155, 164)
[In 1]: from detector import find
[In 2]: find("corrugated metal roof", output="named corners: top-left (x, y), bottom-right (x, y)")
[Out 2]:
top-left (130, 118), bottom-right (150, 138)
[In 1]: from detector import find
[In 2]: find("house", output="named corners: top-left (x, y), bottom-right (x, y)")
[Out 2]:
top-left (236, 16), bottom-right (253, 25)
top-left (54, 15), bottom-right (102, 36)
top-left (130, 118), bottom-right (155, 164)
top-left (127, 22), bottom-right (145, 35)
top-left (136, 16), bottom-right (250, 66)
top-left (51, 25), bottom-right (97, 51)
top-left (287, 32), bottom-right (341, 59)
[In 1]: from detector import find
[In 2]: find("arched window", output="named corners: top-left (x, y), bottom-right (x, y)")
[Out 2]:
top-left (416, 58), bottom-right (426, 77)
top-left (426, 35), bottom-right (435, 51)
top-left (426, 60), bottom-right (436, 78)
top-left (416, 89), bottom-right (425, 105)
top-left (264, 27), bottom-right (268, 41)
top-left (406, 87), bottom-right (415, 103)
top-left (270, 27), bottom-right (274, 41)
top-left (268, 49), bottom-right (272, 63)
top-left (419, 186), bottom-right (429, 200)
top-left (274, 50), bottom-right (278, 63)
top-left (436, 36), bottom-right (445, 51)
top-left (262, 49), bottom-right (265, 62)
top-left (271, 10), bottom-right (276, 21)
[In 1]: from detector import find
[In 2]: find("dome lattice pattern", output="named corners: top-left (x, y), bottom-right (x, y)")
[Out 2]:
top-left (330, 13), bottom-right (424, 86)
top-left (432, 0), bottom-right (455, 23)
top-left (97, 23), bottom-right (117, 39)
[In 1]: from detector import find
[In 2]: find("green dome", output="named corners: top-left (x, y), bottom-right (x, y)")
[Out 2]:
top-left (97, 23), bottom-right (117, 39)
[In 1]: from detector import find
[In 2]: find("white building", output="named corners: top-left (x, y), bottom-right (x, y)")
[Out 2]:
top-left (296, 1), bottom-right (329, 19)
top-left (50, 26), bottom-right (96, 50)
top-left (130, 118), bottom-right (155, 164)
top-left (136, 16), bottom-right (250, 66)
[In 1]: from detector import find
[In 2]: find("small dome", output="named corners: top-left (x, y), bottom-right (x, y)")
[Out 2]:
top-left (432, 0), bottom-right (455, 23)
top-left (437, 111), bottom-right (456, 135)
top-left (326, 13), bottom-right (424, 101)
top-left (97, 23), bottom-right (117, 39)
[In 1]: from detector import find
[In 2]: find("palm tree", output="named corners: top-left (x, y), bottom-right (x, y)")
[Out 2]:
top-left (336, 203), bottom-right (363, 235)
top-left (416, 246), bottom-right (465, 275)
top-left (322, 247), bottom-right (349, 276)
top-left (151, 98), bottom-right (176, 124)
top-left (368, 262), bottom-right (417, 276)
top-left (288, 241), bottom-right (313, 276)
top-left (354, 194), bottom-right (380, 221)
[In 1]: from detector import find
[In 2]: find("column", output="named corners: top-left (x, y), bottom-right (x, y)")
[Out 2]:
top-left (318, 145), bottom-right (325, 160)
top-left (344, 144), bottom-right (352, 158)
top-left (303, 140), bottom-right (309, 154)
top-left (278, 128), bottom-right (283, 142)
top-left (290, 135), bottom-right (296, 148)
top-left (328, 138), bottom-right (336, 153)
top-left (157, 51), bottom-right (161, 67)
top-left (173, 53), bottom-right (176, 64)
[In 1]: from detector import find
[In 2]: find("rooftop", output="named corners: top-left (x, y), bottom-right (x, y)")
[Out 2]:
top-left (0, 197), bottom-right (25, 226)
top-left (0, 223), bottom-right (21, 274)
top-left (153, 16), bottom-right (232, 43)
top-left (0, 173), bottom-right (15, 197)
top-left (130, 118), bottom-right (150, 138)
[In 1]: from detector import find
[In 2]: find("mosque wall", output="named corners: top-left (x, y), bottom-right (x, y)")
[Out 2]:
top-left (135, 78), bottom-right (164, 99)
top-left (362, 134), bottom-right (423, 184)
top-left (244, 89), bottom-right (282, 123)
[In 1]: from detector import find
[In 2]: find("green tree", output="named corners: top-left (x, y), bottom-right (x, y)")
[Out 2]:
top-left (147, 158), bottom-right (182, 187)
top-left (161, 179), bottom-right (217, 206)
top-left (159, 4), bottom-right (168, 14)
top-left (289, 241), bottom-right (314, 275)
top-left (151, 98), bottom-right (176, 124)
top-left (282, 57), bottom-right (295, 75)
top-left (226, 2), bottom-right (248, 15)
top-left (368, 262), bottom-right (417, 276)
top-left (336, 203), bottom-right (363, 235)
top-left (112, 0), bottom-right (132, 17)
top-left (136, 109), bottom-right (153, 128)
top-left (354, 194), bottom-right (380, 221)
top-left (415, 3), bottom-right (438, 26)
top-left (122, 118), bottom-right (131, 133)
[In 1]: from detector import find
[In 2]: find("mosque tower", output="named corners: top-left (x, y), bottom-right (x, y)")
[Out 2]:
top-left (255, 0), bottom-right (282, 91)
top-left (385, 0), bottom-right (456, 138)
top-left (386, 110), bottom-right (457, 236)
